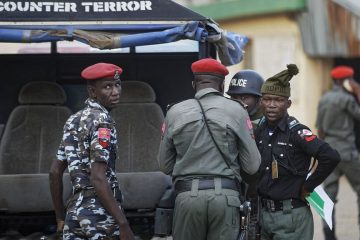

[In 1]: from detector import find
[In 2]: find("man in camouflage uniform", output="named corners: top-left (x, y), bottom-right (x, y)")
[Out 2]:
top-left (227, 70), bottom-right (264, 240)
top-left (49, 63), bottom-right (135, 240)
top-left (317, 66), bottom-right (360, 240)
top-left (158, 58), bottom-right (261, 240)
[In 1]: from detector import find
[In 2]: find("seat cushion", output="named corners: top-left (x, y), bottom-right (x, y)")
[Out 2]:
top-left (0, 173), bottom-right (72, 212)
top-left (118, 172), bottom-right (172, 210)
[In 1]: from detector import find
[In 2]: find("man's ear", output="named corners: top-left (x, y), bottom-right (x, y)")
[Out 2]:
top-left (220, 81), bottom-right (224, 93)
top-left (87, 85), bottom-right (96, 99)
top-left (287, 99), bottom-right (292, 108)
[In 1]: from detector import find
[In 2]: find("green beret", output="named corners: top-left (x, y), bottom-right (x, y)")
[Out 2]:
top-left (261, 64), bottom-right (299, 98)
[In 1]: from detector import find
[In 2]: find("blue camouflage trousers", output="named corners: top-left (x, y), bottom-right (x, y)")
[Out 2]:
top-left (63, 192), bottom-right (120, 240)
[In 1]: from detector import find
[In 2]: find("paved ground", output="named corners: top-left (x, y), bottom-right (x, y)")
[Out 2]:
top-left (314, 176), bottom-right (359, 240)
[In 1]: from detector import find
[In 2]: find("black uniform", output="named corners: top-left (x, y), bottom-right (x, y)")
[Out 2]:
top-left (255, 113), bottom-right (340, 239)
top-left (255, 114), bottom-right (340, 201)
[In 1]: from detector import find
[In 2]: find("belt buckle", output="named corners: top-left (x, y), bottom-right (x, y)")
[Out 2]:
top-left (270, 200), bottom-right (275, 212)
top-left (266, 200), bottom-right (271, 211)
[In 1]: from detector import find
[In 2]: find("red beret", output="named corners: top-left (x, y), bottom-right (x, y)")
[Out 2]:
top-left (331, 66), bottom-right (354, 80)
top-left (81, 63), bottom-right (123, 81)
top-left (191, 58), bottom-right (229, 78)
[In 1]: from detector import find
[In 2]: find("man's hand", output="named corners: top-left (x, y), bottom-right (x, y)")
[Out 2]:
top-left (344, 79), bottom-right (360, 103)
top-left (300, 186), bottom-right (310, 202)
top-left (57, 219), bottom-right (65, 232)
top-left (119, 223), bottom-right (135, 240)
top-left (54, 219), bottom-right (64, 240)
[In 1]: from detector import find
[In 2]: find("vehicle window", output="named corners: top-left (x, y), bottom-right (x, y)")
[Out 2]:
top-left (0, 42), bottom-right (51, 54)
top-left (136, 39), bottom-right (199, 53)
top-left (57, 40), bottom-right (130, 54)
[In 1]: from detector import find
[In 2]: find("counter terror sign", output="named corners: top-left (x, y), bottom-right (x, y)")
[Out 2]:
top-left (0, 0), bottom-right (205, 21)
top-left (0, 1), bottom-right (152, 12)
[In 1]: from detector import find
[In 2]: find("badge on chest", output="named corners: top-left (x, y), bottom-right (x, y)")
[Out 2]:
top-left (272, 158), bottom-right (279, 179)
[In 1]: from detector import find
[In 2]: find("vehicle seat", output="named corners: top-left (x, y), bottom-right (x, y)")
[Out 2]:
top-left (0, 81), bottom-right (72, 212)
top-left (0, 81), bottom-right (72, 174)
top-left (111, 81), bottom-right (174, 227)
top-left (111, 81), bottom-right (163, 173)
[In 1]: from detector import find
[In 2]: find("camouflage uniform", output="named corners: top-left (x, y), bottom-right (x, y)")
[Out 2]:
top-left (57, 98), bottom-right (120, 240)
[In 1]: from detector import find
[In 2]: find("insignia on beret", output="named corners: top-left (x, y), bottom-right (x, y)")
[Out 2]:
top-left (114, 70), bottom-right (120, 80)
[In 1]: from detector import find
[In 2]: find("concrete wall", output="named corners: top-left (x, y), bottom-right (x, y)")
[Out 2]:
top-left (220, 15), bottom-right (333, 131)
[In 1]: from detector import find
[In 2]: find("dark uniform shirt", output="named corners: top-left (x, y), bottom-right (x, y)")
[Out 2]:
top-left (57, 98), bottom-right (119, 193)
top-left (255, 113), bottom-right (340, 200)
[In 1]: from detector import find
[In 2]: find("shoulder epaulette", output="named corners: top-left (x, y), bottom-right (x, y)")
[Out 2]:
top-left (166, 100), bottom-right (183, 112)
top-left (287, 116), bottom-right (309, 132)
top-left (258, 116), bottom-right (266, 127)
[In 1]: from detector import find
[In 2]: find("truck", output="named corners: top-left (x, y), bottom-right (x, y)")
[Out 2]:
top-left (0, 1), bottom-right (246, 239)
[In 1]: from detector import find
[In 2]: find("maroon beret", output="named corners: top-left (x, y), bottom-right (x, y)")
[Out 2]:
top-left (191, 58), bottom-right (229, 78)
top-left (331, 66), bottom-right (354, 80)
top-left (81, 63), bottom-right (123, 81)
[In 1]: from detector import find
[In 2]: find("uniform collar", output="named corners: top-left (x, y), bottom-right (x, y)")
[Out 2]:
top-left (250, 106), bottom-right (263, 121)
top-left (85, 98), bottom-right (109, 114)
top-left (195, 88), bottom-right (223, 99)
top-left (332, 84), bottom-right (345, 92)
top-left (277, 113), bottom-right (289, 131)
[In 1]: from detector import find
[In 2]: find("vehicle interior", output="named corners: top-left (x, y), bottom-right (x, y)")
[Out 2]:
top-left (0, 40), bottom-right (214, 239)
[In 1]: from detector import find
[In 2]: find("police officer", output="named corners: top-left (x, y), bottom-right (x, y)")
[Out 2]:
top-left (255, 64), bottom-right (340, 240)
top-left (158, 58), bottom-right (261, 240)
top-left (227, 70), bottom-right (264, 127)
top-left (316, 66), bottom-right (360, 240)
top-left (227, 70), bottom-right (264, 240)
top-left (49, 63), bottom-right (135, 240)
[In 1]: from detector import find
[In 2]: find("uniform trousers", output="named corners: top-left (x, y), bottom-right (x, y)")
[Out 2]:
top-left (260, 200), bottom-right (313, 240)
top-left (322, 159), bottom-right (360, 240)
top-left (172, 178), bottom-right (240, 240)
top-left (63, 192), bottom-right (120, 240)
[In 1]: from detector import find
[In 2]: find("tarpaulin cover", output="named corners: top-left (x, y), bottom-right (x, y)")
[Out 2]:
top-left (0, 21), bottom-right (247, 66)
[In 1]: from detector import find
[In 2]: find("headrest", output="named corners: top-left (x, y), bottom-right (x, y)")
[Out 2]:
top-left (18, 81), bottom-right (67, 105)
top-left (119, 81), bottom-right (156, 103)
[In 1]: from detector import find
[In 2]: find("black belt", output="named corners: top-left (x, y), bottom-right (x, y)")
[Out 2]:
top-left (261, 198), bottom-right (308, 212)
top-left (174, 178), bottom-right (239, 194)
top-left (73, 187), bottom-right (122, 202)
